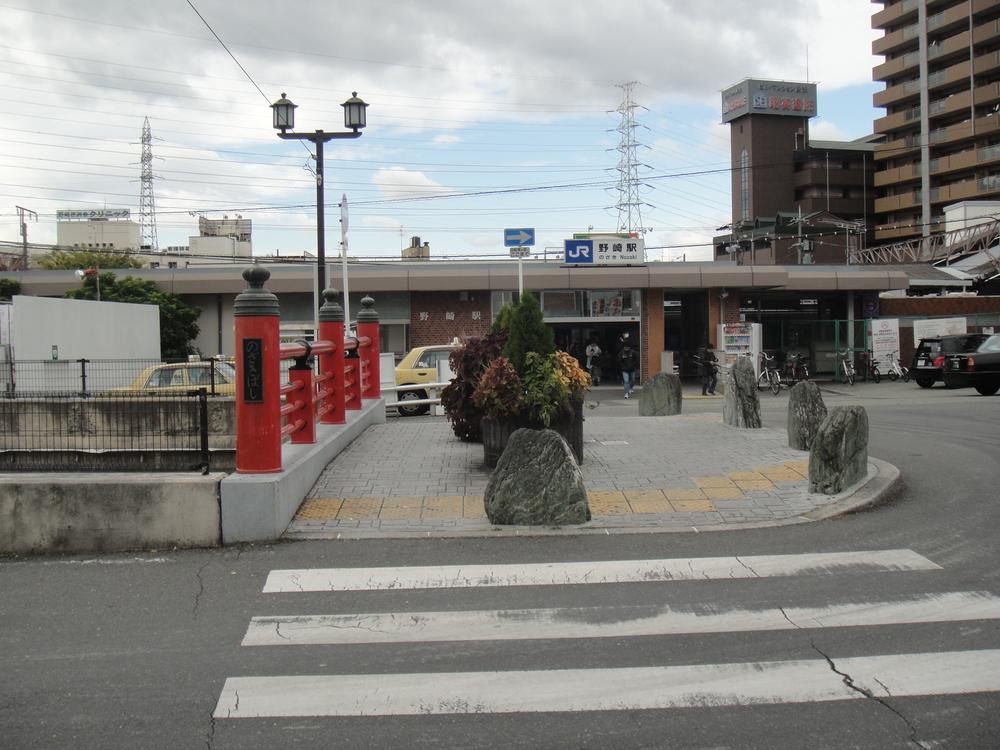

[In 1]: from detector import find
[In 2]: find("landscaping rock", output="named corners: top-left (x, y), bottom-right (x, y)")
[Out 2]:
top-left (638, 373), bottom-right (682, 416)
top-left (787, 380), bottom-right (828, 450)
top-left (808, 405), bottom-right (869, 495)
top-left (722, 357), bottom-right (761, 428)
top-left (484, 428), bottom-right (590, 525)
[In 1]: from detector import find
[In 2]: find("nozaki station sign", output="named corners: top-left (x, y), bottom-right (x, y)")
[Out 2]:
top-left (563, 233), bottom-right (645, 265)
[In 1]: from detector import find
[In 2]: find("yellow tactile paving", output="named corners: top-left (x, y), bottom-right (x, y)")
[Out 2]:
top-left (588, 491), bottom-right (631, 515)
top-left (463, 495), bottom-right (487, 519)
top-left (421, 495), bottom-right (465, 519)
top-left (728, 471), bottom-right (767, 482)
top-left (758, 468), bottom-right (803, 481)
top-left (664, 488), bottom-right (707, 501)
top-left (294, 498), bottom-right (343, 520)
top-left (734, 479), bottom-right (776, 492)
top-left (625, 489), bottom-right (671, 514)
top-left (784, 460), bottom-right (810, 474)
top-left (701, 485), bottom-right (745, 501)
top-left (693, 476), bottom-right (737, 488)
top-left (337, 497), bottom-right (382, 519)
top-left (670, 498), bottom-right (716, 513)
top-left (379, 496), bottom-right (425, 520)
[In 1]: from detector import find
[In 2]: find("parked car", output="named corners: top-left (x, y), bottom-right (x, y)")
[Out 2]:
top-left (910, 334), bottom-right (988, 388)
top-left (394, 344), bottom-right (458, 416)
top-left (942, 333), bottom-right (1000, 395)
top-left (113, 360), bottom-right (237, 395)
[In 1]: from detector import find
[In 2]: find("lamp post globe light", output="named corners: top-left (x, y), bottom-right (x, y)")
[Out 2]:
top-left (270, 92), bottom-right (368, 320)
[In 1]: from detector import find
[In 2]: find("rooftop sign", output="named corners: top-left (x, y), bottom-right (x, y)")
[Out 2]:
top-left (56, 209), bottom-right (131, 221)
top-left (721, 79), bottom-right (817, 123)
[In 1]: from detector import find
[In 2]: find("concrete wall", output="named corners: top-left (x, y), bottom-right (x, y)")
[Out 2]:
top-left (0, 473), bottom-right (224, 554)
top-left (12, 295), bottom-right (160, 361)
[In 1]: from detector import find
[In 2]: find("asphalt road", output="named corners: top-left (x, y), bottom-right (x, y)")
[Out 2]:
top-left (2, 381), bottom-right (999, 749)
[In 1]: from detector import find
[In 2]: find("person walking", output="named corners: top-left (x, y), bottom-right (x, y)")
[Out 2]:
top-left (585, 338), bottom-right (602, 386)
top-left (617, 337), bottom-right (639, 399)
top-left (699, 342), bottom-right (718, 396)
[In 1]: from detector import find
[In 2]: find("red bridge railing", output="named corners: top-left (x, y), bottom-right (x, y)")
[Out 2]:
top-left (233, 265), bottom-right (381, 473)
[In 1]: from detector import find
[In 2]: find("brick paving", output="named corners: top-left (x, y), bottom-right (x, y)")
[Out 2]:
top-left (284, 401), bottom-right (879, 539)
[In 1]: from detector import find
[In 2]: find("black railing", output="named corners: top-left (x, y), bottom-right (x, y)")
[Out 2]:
top-left (0, 390), bottom-right (215, 472)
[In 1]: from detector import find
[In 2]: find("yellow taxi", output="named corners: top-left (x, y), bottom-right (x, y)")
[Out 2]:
top-left (394, 344), bottom-right (457, 415)
top-left (115, 360), bottom-right (237, 395)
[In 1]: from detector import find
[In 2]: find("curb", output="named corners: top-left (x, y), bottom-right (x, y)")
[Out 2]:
top-left (284, 456), bottom-right (903, 541)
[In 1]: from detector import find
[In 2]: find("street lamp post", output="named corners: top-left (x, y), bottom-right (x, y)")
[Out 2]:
top-left (270, 92), bottom-right (368, 322)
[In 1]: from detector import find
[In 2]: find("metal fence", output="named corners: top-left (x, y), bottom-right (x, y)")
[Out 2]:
top-left (0, 390), bottom-right (215, 473)
top-left (0, 358), bottom-right (237, 397)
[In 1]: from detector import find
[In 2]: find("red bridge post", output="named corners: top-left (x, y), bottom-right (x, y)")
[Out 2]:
top-left (234, 265), bottom-right (282, 473)
top-left (356, 295), bottom-right (381, 399)
top-left (318, 289), bottom-right (346, 425)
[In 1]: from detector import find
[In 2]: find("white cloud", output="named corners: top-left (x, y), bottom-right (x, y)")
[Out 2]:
top-left (810, 119), bottom-right (850, 141)
top-left (371, 167), bottom-right (451, 200)
top-left (432, 134), bottom-right (462, 144)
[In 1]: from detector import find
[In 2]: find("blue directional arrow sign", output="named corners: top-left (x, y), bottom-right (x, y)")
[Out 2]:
top-left (504, 227), bottom-right (535, 247)
top-left (564, 239), bottom-right (594, 264)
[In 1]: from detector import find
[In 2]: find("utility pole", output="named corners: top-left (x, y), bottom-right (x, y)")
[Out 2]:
top-left (15, 206), bottom-right (37, 270)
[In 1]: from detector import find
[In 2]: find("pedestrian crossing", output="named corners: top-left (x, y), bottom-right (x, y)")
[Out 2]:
top-left (214, 548), bottom-right (1000, 722)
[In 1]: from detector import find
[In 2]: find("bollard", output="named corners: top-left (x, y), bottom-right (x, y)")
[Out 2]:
top-left (356, 295), bottom-right (381, 399)
top-left (318, 289), bottom-right (346, 425)
top-left (234, 265), bottom-right (282, 473)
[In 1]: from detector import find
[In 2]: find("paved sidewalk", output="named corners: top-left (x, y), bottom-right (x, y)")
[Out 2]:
top-left (285, 397), bottom-right (897, 539)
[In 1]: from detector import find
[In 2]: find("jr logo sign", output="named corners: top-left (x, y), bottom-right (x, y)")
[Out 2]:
top-left (564, 239), bottom-right (594, 264)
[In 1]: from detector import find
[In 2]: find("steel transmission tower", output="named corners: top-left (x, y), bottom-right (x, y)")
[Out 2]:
top-left (138, 116), bottom-right (159, 250)
top-left (611, 82), bottom-right (650, 235)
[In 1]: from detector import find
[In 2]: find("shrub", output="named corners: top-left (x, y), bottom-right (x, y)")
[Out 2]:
top-left (440, 330), bottom-right (507, 442)
top-left (521, 352), bottom-right (570, 427)
top-left (472, 357), bottom-right (524, 418)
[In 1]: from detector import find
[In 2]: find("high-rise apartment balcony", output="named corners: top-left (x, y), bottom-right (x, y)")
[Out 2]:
top-left (874, 50), bottom-right (921, 81)
top-left (873, 22), bottom-right (920, 56)
top-left (876, 190), bottom-right (923, 213)
top-left (974, 49), bottom-right (1000, 76)
top-left (927, 30), bottom-right (971, 65)
top-left (973, 16), bottom-right (1000, 45)
top-left (875, 106), bottom-right (923, 133)
top-left (973, 80), bottom-right (1000, 107)
top-left (875, 222), bottom-right (922, 242)
top-left (873, 0), bottom-right (919, 31)
top-left (875, 133), bottom-right (922, 160)
top-left (928, 89), bottom-right (973, 120)
top-left (875, 162), bottom-right (922, 187)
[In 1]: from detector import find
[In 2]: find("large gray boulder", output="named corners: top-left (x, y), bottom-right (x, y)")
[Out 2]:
top-left (787, 380), bottom-right (828, 450)
top-left (722, 357), bottom-right (761, 428)
top-left (638, 372), bottom-right (682, 416)
top-left (484, 428), bottom-right (590, 525)
top-left (808, 406), bottom-right (869, 495)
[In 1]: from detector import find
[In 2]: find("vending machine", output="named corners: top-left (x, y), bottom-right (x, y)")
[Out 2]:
top-left (717, 322), bottom-right (763, 378)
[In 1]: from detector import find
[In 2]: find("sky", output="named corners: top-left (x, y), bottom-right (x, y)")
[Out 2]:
top-left (0, 0), bottom-right (881, 264)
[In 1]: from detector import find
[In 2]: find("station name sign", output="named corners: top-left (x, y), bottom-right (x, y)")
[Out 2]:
top-left (721, 79), bottom-right (817, 123)
top-left (56, 208), bottom-right (131, 221)
top-left (564, 234), bottom-right (645, 265)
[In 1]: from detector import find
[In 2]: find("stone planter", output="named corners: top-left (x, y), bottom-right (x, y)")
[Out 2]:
top-left (481, 398), bottom-right (584, 469)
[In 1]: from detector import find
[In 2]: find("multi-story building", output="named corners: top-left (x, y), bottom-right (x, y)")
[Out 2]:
top-left (714, 78), bottom-right (876, 263)
top-left (872, 0), bottom-right (1000, 243)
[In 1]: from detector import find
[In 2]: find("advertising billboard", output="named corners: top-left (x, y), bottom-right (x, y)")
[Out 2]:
top-left (721, 79), bottom-right (818, 123)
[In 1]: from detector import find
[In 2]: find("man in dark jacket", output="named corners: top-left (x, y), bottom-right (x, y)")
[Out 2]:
top-left (699, 343), bottom-right (718, 396)
top-left (617, 338), bottom-right (639, 399)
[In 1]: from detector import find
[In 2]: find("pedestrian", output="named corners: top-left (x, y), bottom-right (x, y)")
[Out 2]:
top-left (617, 338), bottom-right (638, 399)
top-left (699, 342), bottom-right (718, 396)
top-left (585, 338), bottom-right (602, 386)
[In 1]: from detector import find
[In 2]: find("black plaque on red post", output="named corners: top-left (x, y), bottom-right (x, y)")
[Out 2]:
top-left (242, 338), bottom-right (264, 403)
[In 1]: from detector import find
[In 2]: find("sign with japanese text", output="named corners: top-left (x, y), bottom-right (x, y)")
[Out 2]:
top-left (56, 208), bottom-right (131, 221)
top-left (721, 79), bottom-right (817, 123)
top-left (565, 235), bottom-right (645, 264)
top-left (869, 318), bottom-right (900, 367)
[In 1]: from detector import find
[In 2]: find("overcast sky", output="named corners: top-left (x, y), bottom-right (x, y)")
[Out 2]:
top-left (0, 0), bottom-right (880, 263)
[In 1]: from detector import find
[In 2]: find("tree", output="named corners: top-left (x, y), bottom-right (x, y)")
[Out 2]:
top-left (501, 291), bottom-right (555, 376)
top-left (0, 278), bottom-right (21, 301)
top-left (38, 249), bottom-right (142, 271)
top-left (65, 272), bottom-right (201, 359)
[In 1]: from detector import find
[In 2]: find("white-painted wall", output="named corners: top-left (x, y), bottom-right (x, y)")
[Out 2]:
top-left (56, 219), bottom-right (141, 250)
top-left (11, 295), bottom-right (160, 360)
top-left (943, 201), bottom-right (1000, 233)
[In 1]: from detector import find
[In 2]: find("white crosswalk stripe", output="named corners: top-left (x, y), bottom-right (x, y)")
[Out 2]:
top-left (214, 649), bottom-right (1000, 718)
top-left (261, 549), bottom-right (940, 592)
top-left (216, 549), bottom-right (1000, 721)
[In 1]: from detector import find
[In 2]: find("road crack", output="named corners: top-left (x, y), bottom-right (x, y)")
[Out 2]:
top-left (811, 643), bottom-right (926, 749)
top-left (192, 562), bottom-right (209, 618)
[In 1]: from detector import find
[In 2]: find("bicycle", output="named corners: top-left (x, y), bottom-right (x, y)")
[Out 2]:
top-left (885, 350), bottom-right (910, 382)
top-left (864, 350), bottom-right (882, 383)
top-left (757, 351), bottom-right (782, 395)
top-left (839, 350), bottom-right (856, 385)
top-left (783, 352), bottom-right (810, 384)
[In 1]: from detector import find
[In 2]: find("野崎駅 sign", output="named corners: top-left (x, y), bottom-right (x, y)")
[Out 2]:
top-left (56, 208), bottom-right (131, 221)
top-left (721, 79), bottom-right (817, 123)
top-left (564, 234), bottom-right (645, 265)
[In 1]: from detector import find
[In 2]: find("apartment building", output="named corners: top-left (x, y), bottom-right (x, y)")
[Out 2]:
top-left (872, 0), bottom-right (1000, 243)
